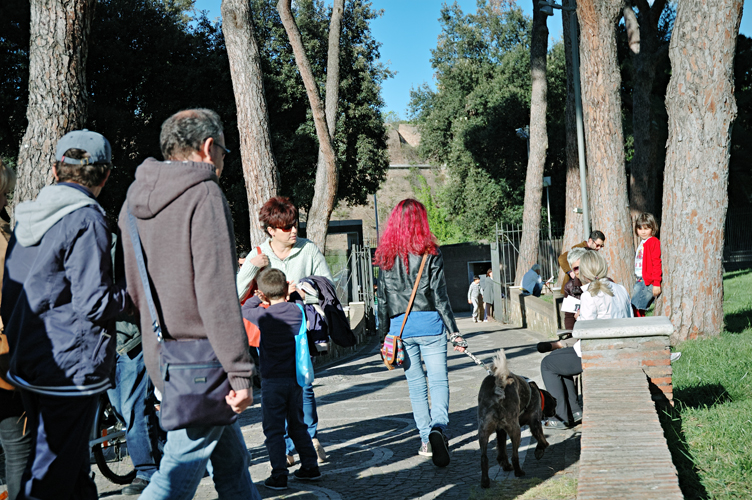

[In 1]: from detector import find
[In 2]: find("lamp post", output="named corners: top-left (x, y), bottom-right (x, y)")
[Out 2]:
top-left (539, 0), bottom-right (590, 240)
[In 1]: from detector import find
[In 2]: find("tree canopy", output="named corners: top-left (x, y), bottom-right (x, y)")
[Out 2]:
top-left (0, 0), bottom-right (390, 251)
top-left (408, 1), bottom-right (568, 241)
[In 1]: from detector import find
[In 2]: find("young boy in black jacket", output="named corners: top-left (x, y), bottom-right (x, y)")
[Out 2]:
top-left (241, 268), bottom-right (321, 490)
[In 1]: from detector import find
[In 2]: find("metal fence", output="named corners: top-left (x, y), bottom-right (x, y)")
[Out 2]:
top-left (724, 208), bottom-right (752, 265)
top-left (330, 245), bottom-right (376, 334)
top-left (491, 222), bottom-right (565, 324)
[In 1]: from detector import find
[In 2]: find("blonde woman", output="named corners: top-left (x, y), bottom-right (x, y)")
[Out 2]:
top-left (578, 251), bottom-right (632, 320)
top-left (540, 251), bottom-right (632, 430)
top-left (0, 160), bottom-right (29, 500)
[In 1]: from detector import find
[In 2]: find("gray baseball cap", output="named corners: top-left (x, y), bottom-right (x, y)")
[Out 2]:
top-left (55, 129), bottom-right (112, 165)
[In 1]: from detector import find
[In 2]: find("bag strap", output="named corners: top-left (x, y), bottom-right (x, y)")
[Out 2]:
top-left (295, 303), bottom-right (306, 335)
top-left (126, 207), bottom-right (163, 342)
top-left (397, 253), bottom-right (428, 339)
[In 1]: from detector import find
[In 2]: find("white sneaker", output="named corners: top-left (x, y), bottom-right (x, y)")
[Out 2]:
top-left (483, 319), bottom-right (488, 322)
top-left (418, 441), bottom-right (432, 457)
top-left (312, 438), bottom-right (327, 463)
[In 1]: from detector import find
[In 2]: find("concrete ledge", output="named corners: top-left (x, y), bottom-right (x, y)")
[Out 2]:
top-left (573, 316), bottom-right (673, 339)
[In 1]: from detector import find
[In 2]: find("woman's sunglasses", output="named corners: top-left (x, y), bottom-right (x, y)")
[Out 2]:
top-left (274, 223), bottom-right (297, 232)
top-left (572, 266), bottom-right (580, 271)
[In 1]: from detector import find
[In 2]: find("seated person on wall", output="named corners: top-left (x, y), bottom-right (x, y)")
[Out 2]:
top-left (520, 264), bottom-right (543, 297)
top-left (539, 251), bottom-right (632, 430)
top-left (558, 230), bottom-right (606, 288)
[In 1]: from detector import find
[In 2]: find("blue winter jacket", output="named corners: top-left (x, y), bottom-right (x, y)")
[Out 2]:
top-left (1, 183), bottom-right (128, 396)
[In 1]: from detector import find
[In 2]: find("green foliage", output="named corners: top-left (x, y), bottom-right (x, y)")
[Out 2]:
top-left (0, 0), bottom-right (390, 250)
top-left (664, 269), bottom-right (752, 499)
top-left (407, 1), bottom-right (567, 240)
top-left (408, 170), bottom-right (463, 245)
top-left (249, 0), bottom-right (392, 215)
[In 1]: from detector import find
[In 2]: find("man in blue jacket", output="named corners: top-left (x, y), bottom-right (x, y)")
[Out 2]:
top-left (1, 130), bottom-right (129, 500)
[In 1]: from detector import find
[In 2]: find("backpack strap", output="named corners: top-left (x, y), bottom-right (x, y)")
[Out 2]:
top-left (397, 253), bottom-right (428, 340)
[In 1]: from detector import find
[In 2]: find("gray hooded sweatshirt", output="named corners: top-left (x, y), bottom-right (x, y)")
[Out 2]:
top-left (118, 158), bottom-right (253, 394)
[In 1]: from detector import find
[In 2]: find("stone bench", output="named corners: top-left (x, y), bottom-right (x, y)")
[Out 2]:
top-left (574, 317), bottom-right (682, 499)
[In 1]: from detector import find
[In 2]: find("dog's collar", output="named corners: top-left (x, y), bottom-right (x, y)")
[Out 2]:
top-left (539, 390), bottom-right (545, 411)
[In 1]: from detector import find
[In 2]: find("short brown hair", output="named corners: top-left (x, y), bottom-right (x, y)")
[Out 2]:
top-left (634, 212), bottom-right (659, 236)
top-left (55, 148), bottom-right (111, 189)
top-left (259, 197), bottom-right (298, 231)
top-left (257, 268), bottom-right (288, 300)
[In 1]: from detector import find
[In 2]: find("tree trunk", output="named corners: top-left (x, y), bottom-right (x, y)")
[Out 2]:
top-left (221, 0), bottom-right (279, 247)
top-left (558, 0), bottom-right (584, 284)
top-left (628, 0), bottom-right (668, 221)
top-left (657, 0), bottom-right (742, 344)
top-left (15, 0), bottom-right (95, 205)
top-left (577, 0), bottom-right (635, 289)
top-left (307, 0), bottom-right (344, 254)
top-left (514, 0), bottom-right (548, 285)
top-left (277, 0), bottom-right (339, 252)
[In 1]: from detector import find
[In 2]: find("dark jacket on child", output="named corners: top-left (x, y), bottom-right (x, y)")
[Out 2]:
top-left (242, 296), bottom-right (304, 380)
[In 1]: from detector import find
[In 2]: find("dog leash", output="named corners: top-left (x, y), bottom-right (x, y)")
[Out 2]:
top-left (451, 336), bottom-right (493, 376)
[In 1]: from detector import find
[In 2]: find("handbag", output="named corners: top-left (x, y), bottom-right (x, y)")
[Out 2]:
top-left (127, 208), bottom-right (237, 431)
top-left (294, 303), bottom-right (315, 387)
top-left (381, 254), bottom-right (428, 370)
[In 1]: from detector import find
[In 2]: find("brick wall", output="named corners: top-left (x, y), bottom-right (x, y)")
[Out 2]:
top-left (574, 317), bottom-right (674, 406)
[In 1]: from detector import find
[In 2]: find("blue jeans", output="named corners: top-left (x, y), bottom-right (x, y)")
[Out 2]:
top-left (284, 380), bottom-right (318, 455)
top-left (140, 421), bottom-right (260, 500)
top-left (631, 278), bottom-right (654, 310)
top-left (0, 414), bottom-right (32, 500)
top-left (107, 349), bottom-right (159, 481)
top-left (263, 378), bottom-right (318, 478)
top-left (402, 335), bottom-right (449, 443)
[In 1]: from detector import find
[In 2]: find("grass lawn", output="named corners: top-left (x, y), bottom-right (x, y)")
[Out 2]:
top-left (663, 267), bottom-right (752, 499)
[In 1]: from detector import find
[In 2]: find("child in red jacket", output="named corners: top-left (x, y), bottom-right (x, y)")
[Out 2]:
top-left (632, 212), bottom-right (662, 317)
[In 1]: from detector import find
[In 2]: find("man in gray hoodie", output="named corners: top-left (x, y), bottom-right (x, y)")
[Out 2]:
top-left (118, 109), bottom-right (260, 500)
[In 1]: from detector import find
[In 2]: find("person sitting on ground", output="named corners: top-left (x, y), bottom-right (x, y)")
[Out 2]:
top-left (540, 251), bottom-right (632, 430)
top-left (467, 275), bottom-right (481, 322)
top-left (520, 264), bottom-right (543, 297)
top-left (558, 230), bottom-right (606, 288)
top-left (241, 268), bottom-right (322, 491)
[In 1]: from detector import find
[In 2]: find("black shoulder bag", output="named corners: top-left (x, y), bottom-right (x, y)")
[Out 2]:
top-left (127, 208), bottom-right (237, 431)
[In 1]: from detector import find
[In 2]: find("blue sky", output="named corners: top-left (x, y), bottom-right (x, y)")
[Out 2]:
top-left (194, 0), bottom-right (752, 118)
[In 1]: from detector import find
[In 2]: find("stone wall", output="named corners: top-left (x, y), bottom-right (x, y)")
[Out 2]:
top-left (440, 242), bottom-right (491, 313)
top-left (508, 287), bottom-right (560, 338)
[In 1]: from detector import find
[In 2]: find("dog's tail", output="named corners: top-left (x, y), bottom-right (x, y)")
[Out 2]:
top-left (492, 349), bottom-right (514, 388)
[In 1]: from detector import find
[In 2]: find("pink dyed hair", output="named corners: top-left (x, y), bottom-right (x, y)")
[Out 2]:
top-left (373, 199), bottom-right (438, 270)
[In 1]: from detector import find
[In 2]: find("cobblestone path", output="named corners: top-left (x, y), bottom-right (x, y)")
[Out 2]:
top-left (90, 316), bottom-right (580, 499)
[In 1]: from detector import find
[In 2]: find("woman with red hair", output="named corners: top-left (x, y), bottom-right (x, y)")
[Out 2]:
top-left (375, 199), bottom-right (466, 468)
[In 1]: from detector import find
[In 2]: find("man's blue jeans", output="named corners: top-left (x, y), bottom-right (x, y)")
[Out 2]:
top-left (107, 349), bottom-right (159, 481)
top-left (139, 421), bottom-right (260, 500)
top-left (284, 380), bottom-right (318, 455)
top-left (263, 378), bottom-right (318, 478)
top-left (402, 335), bottom-right (449, 443)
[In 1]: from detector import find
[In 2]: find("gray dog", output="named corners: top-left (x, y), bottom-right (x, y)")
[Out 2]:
top-left (478, 349), bottom-right (557, 488)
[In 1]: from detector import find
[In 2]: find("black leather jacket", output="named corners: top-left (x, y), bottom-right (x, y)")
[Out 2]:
top-left (377, 250), bottom-right (459, 339)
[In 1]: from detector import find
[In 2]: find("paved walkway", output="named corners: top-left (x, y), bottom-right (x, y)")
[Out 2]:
top-left (92, 316), bottom-right (580, 499)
